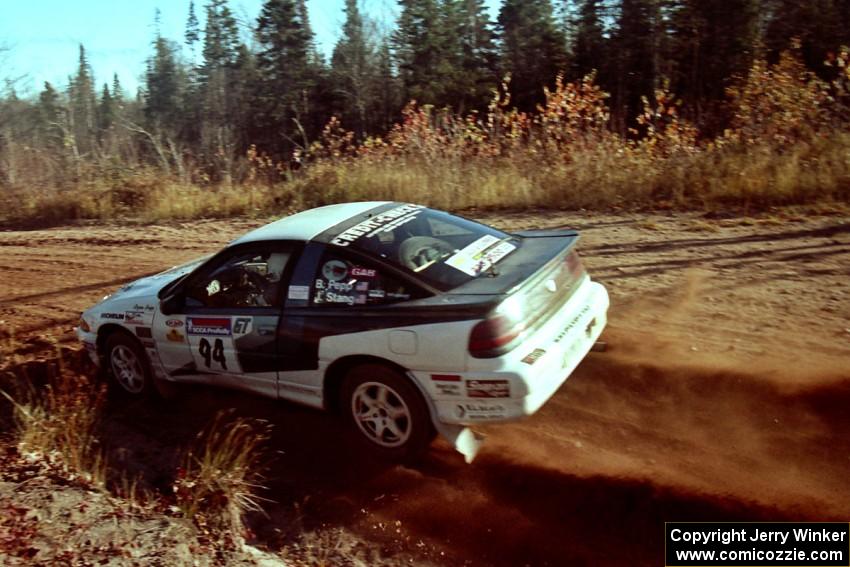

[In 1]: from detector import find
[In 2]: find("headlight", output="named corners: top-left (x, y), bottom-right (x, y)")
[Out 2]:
top-left (79, 318), bottom-right (91, 332)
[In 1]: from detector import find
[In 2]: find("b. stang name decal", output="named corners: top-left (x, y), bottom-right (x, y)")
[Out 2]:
top-left (187, 317), bottom-right (232, 336)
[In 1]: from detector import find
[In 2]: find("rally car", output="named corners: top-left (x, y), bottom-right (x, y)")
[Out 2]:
top-left (77, 202), bottom-right (609, 461)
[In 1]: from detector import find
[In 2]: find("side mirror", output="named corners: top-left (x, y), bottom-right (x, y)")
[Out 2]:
top-left (160, 294), bottom-right (183, 316)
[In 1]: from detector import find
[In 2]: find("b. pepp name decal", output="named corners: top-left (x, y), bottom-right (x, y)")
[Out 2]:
top-left (187, 317), bottom-right (232, 336)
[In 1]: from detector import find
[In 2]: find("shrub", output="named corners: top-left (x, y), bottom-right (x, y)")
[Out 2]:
top-left (172, 411), bottom-right (272, 546)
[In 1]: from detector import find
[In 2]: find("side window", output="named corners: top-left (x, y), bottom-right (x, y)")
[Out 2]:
top-left (186, 249), bottom-right (291, 309)
top-left (311, 252), bottom-right (423, 307)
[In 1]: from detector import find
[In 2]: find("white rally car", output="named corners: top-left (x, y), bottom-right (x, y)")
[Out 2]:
top-left (77, 202), bottom-right (608, 460)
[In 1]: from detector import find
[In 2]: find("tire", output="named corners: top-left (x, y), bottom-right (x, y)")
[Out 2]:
top-left (341, 364), bottom-right (435, 460)
top-left (105, 332), bottom-right (154, 396)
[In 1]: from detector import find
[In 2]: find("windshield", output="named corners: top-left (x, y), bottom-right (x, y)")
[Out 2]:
top-left (327, 205), bottom-right (518, 291)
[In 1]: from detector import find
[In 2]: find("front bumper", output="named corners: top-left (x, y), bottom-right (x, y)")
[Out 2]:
top-left (76, 327), bottom-right (100, 366)
top-left (415, 279), bottom-right (609, 425)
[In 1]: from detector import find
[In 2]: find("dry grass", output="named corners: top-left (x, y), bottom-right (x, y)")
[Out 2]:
top-left (2, 51), bottom-right (849, 227)
top-left (1, 371), bottom-right (107, 488)
top-left (172, 410), bottom-right (272, 544)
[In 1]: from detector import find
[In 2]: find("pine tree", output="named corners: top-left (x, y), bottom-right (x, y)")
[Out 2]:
top-left (69, 44), bottom-right (97, 154)
top-left (112, 73), bottom-right (124, 105)
top-left (393, 0), bottom-right (451, 105)
top-left (36, 81), bottom-right (65, 150)
top-left (97, 83), bottom-right (115, 136)
top-left (764, 0), bottom-right (842, 73)
top-left (668, 0), bottom-right (760, 128)
top-left (202, 0), bottom-right (240, 73)
top-left (255, 0), bottom-right (316, 152)
top-left (498, 0), bottom-right (569, 111)
top-left (145, 36), bottom-right (184, 130)
top-left (375, 38), bottom-right (401, 132)
top-left (572, 0), bottom-right (605, 80)
top-left (331, 0), bottom-right (376, 136)
top-left (445, 0), bottom-right (499, 113)
top-left (185, 0), bottom-right (201, 61)
top-left (610, 0), bottom-right (664, 131)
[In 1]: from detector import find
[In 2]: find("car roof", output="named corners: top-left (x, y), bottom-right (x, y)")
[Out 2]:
top-left (230, 201), bottom-right (391, 246)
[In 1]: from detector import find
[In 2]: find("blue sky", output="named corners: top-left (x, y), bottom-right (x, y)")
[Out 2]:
top-left (0, 0), bottom-right (411, 96)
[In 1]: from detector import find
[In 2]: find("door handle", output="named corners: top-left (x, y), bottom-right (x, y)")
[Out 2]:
top-left (257, 325), bottom-right (276, 336)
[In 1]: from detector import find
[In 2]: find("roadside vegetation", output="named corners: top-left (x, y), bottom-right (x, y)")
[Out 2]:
top-left (3, 0), bottom-right (850, 227)
top-left (0, 353), bottom-right (274, 563)
top-left (3, 45), bottom-right (850, 227)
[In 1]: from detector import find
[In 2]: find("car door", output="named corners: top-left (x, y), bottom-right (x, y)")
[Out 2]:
top-left (152, 242), bottom-right (299, 398)
top-left (275, 243), bottom-right (431, 405)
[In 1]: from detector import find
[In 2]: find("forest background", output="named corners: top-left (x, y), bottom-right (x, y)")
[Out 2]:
top-left (1, 0), bottom-right (850, 225)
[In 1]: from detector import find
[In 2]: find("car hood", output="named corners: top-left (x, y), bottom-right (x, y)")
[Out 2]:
top-left (93, 256), bottom-right (207, 310)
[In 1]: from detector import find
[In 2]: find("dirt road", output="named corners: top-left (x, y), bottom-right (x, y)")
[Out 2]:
top-left (1, 208), bottom-right (849, 565)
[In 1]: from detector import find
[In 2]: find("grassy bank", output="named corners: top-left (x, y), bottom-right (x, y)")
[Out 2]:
top-left (3, 50), bottom-right (849, 227)
top-left (3, 132), bottom-right (849, 228)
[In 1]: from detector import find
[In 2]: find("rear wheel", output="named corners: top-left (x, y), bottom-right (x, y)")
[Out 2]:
top-left (341, 364), bottom-right (435, 459)
top-left (105, 332), bottom-right (153, 395)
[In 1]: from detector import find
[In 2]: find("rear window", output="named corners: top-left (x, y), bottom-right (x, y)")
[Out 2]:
top-left (327, 204), bottom-right (518, 291)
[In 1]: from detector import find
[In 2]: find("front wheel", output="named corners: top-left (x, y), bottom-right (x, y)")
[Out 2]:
top-left (105, 332), bottom-right (153, 396)
top-left (341, 364), bottom-right (435, 459)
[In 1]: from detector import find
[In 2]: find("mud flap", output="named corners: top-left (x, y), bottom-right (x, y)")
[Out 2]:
top-left (434, 421), bottom-right (484, 464)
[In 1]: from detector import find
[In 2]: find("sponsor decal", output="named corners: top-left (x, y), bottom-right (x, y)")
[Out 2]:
top-left (445, 235), bottom-right (516, 277)
top-left (351, 267), bottom-right (376, 278)
top-left (355, 281), bottom-right (369, 292)
top-left (330, 204), bottom-right (424, 247)
top-left (466, 379), bottom-right (510, 398)
top-left (553, 305), bottom-right (591, 343)
top-left (322, 260), bottom-right (349, 282)
top-left (368, 289), bottom-right (385, 299)
top-left (386, 292), bottom-right (411, 300)
top-left (521, 348), bottom-right (546, 365)
top-left (133, 303), bottom-right (156, 312)
top-left (455, 402), bottom-right (507, 420)
top-left (233, 317), bottom-right (252, 336)
top-left (166, 319), bottom-right (184, 328)
top-left (100, 313), bottom-right (125, 320)
top-left (187, 317), bottom-right (231, 336)
top-left (435, 383), bottom-right (462, 396)
top-left (166, 329), bottom-right (185, 343)
top-left (141, 340), bottom-right (156, 349)
top-left (206, 279), bottom-right (221, 296)
top-left (355, 294), bottom-right (367, 305)
top-left (135, 327), bottom-right (153, 339)
top-left (125, 311), bottom-right (146, 325)
top-left (287, 285), bottom-right (310, 301)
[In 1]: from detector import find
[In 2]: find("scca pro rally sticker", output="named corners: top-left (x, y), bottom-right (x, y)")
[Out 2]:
top-left (187, 317), bottom-right (232, 336)
top-left (446, 235), bottom-right (516, 276)
top-left (186, 317), bottom-right (242, 375)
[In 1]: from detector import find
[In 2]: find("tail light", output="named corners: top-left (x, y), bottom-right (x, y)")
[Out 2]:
top-left (468, 297), bottom-right (527, 358)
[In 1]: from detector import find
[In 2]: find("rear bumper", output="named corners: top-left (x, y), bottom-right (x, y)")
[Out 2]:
top-left (416, 278), bottom-right (609, 425)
